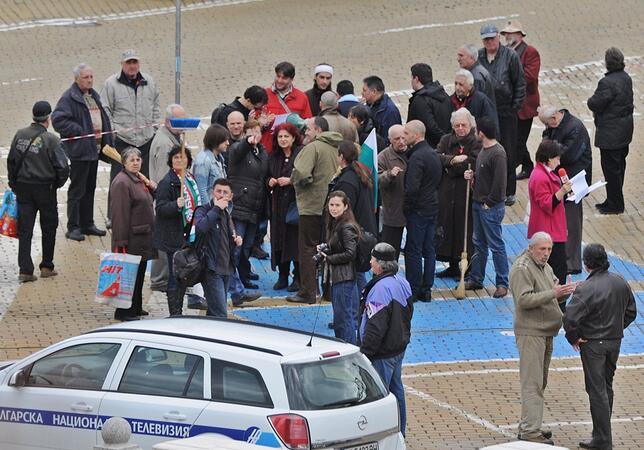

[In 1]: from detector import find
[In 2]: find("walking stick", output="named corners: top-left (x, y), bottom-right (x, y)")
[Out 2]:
top-left (455, 163), bottom-right (471, 299)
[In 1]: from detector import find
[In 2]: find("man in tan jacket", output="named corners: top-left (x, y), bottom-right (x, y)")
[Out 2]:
top-left (509, 231), bottom-right (577, 445)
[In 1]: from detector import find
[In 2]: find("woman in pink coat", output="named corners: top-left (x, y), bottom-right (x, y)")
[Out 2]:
top-left (528, 140), bottom-right (573, 305)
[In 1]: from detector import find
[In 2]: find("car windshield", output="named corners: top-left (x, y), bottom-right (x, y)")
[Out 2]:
top-left (282, 353), bottom-right (387, 410)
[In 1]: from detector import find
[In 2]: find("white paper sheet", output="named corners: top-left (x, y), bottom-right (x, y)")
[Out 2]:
top-left (566, 170), bottom-right (607, 203)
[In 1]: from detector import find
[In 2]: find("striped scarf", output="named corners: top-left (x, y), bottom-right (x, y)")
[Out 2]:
top-left (175, 169), bottom-right (202, 243)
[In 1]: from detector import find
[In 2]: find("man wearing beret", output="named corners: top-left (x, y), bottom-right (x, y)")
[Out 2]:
top-left (7, 101), bottom-right (70, 282)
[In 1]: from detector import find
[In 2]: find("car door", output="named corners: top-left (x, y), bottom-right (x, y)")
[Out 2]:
top-left (98, 342), bottom-right (210, 450)
top-left (0, 339), bottom-right (128, 450)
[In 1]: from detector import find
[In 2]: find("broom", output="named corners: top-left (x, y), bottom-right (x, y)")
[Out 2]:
top-left (454, 163), bottom-right (472, 299)
top-left (101, 145), bottom-right (152, 187)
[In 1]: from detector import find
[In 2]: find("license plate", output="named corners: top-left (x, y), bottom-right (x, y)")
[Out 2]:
top-left (344, 442), bottom-right (378, 450)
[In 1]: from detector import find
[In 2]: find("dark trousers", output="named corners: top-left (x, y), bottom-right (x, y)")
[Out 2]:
top-left (234, 220), bottom-right (257, 283)
top-left (115, 260), bottom-right (146, 319)
top-left (298, 215), bottom-right (323, 300)
top-left (565, 201), bottom-right (583, 273)
top-left (600, 147), bottom-right (629, 211)
top-left (67, 159), bottom-right (98, 231)
top-left (381, 225), bottom-right (404, 260)
top-left (498, 113), bottom-right (518, 196)
top-left (277, 256), bottom-right (299, 280)
top-left (404, 211), bottom-right (436, 297)
top-left (14, 183), bottom-right (58, 275)
top-left (580, 339), bottom-right (621, 449)
top-left (108, 138), bottom-right (153, 219)
top-left (516, 117), bottom-right (534, 171)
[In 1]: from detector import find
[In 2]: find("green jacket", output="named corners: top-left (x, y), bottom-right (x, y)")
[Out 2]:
top-left (509, 250), bottom-right (562, 337)
top-left (291, 131), bottom-right (343, 216)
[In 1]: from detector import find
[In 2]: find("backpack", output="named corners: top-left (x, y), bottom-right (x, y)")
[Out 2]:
top-left (355, 228), bottom-right (377, 272)
top-left (210, 103), bottom-right (228, 125)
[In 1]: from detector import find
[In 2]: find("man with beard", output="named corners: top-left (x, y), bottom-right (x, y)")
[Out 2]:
top-left (306, 63), bottom-right (333, 116)
top-left (435, 108), bottom-right (482, 278)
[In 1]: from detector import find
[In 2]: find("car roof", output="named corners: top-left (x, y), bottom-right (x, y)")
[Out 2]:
top-left (85, 316), bottom-right (354, 357)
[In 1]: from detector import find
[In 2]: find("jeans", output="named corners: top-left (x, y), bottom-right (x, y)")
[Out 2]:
top-left (372, 352), bottom-right (406, 436)
top-left (14, 183), bottom-right (58, 274)
top-left (404, 211), bottom-right (437, 297)
top-left (331, 280), bottom-right (358, 344)
top-left (580, 339), bottom-right (621, 449)
top-left (468, 202), bottom-right (509, 288)
top-left (228, 269), bottom-right (247, 304)
top-left (202, 269), bottom-right (230, 318)
top-left (356, 272), bottom-right (367, 296)
top-left (67, 159), bottom-right (98, 231)
top-left (234, 220), bottom-right (257, 282)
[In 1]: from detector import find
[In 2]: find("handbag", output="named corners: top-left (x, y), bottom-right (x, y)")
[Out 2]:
top-left (95, 251), bottom-right (142, 308)
top-left (285, 201), bottom-right (299, 225)
top-left (0, 190), bottom-right (19, 239)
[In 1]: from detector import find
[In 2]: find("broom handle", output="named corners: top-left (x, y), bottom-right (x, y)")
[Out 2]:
top-left (463, 163), bottom-right (471, 248)
top-left (179, 132), bottom-right (186, 197)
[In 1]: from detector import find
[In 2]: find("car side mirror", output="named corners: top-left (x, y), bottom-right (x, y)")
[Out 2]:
top-left (9, 369), bottom-right (26, 387)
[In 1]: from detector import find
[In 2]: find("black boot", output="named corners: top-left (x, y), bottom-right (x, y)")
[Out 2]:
top-left (166, 289), bottom-right (183, 316)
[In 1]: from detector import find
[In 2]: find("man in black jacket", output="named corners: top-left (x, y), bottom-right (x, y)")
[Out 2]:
top-left (211, 85), bottom-right (268, 126)
top-left (407, 63), bottom-right (451, 147)
top-left (403, 120), bottom-right (442, 301)
top-left (52, 63), bottom-right (113, 241)
top-left (478, 23), bottom-right (526, 206)
top-left (588, 47), bottom-right (634, 215)
top-left (8, 101), bottom-right (70, 282)
top-left (564, 244), bottom-right (637, 450)
top-left (359, 242), bottom-right (413, 436)
top-left (538, 105), bottom-right (592, 275)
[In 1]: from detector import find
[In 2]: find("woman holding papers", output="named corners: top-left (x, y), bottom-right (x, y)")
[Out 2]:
top-left (527, 140), bottom-right (573, 311)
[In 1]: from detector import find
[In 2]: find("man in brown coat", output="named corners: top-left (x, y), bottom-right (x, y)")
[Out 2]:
top-left (377, 124), bottom-right (407, 259)
top-left (319, 91), bottom-right (359, 143)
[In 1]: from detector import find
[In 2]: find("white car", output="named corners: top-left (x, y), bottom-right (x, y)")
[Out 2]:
top-left (0, 317), bottom-right (405, 450)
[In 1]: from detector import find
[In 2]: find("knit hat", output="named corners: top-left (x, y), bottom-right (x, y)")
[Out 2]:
top-left (32, 101), bottom-right (52, 121)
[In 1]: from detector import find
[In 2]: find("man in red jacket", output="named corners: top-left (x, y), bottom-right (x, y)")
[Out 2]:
top-left (261, 61), bottom-right (312, 153)
top-left (501, 21), bottom-right (541, 180)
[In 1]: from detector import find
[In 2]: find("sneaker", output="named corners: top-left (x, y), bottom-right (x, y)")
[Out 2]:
top-left (19, 273), bottom-right (38, 283)
top-left (187, 299), bottom-right (208, 310)
top-left (65, 229), bottom-right (85, 241)
top-left (40, 268), bottom-right (58, 278)
top-left (493, 286), bottom-right (508, 298)
top-left (517, 433), bottom-right (554, 445)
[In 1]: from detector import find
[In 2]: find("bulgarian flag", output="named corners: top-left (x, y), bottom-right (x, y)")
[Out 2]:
top-left (359, 128), bottom-right (379, 209)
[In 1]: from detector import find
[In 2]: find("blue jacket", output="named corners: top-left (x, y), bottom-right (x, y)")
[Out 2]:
top-left (193, 149), bottom-right (226, 203)
top-left (359, 273), bottom-right (413, 359)
top-left (195, 201), bottom-right (236, 272)
top-left (369, 94), bottom-right (402, 146)
top-left (52, 83), bottom-right (113, 161)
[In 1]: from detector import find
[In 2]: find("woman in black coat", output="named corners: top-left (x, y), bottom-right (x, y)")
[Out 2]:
top-left (435, 109), bottom-right (482, 278)
top-left (153, 145), bottom-right (200, 316)
top-left (268, 122), bottom-right (302, 291)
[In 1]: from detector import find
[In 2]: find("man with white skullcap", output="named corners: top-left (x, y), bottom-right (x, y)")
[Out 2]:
top-left (306, 63), bottom-right (334, 116)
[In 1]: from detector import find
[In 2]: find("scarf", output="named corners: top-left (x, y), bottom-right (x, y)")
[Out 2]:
top-left (175, 169), bottom-right (202, 243)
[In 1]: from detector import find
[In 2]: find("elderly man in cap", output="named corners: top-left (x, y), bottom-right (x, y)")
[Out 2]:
top-left (509, 231), bottom-right (577, 445)
top-left (52, 63), bottom-right (113, 241)
top-left (8, 101), bottom-right (70, 282)
top-left (102, 50), bottom-right (160, 226)
top-left (501, 21), bottom-right (541, 180)
top-left (319, 91), bottom-right (358, 142)
top-left (478, 23), bottom-right (526, 207)
top-left (359, 242), bottom-right (413, 436)
top-left (306, 63), bottom-right (334, 116)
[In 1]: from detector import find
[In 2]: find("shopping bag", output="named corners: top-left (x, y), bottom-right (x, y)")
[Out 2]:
top-left (95, 252), bottom-right (142, 308)
top-left (0, 190), bottom-right (18, 239)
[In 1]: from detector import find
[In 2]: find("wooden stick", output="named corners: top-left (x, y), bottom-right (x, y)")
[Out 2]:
top-left (455, 163), bottom-right (472, 299)
top-left (179, 132), bottom-right (186, 196)
top-left (102, 144), bottom-right (152, 187)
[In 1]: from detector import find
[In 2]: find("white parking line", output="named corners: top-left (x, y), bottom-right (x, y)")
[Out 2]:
top-left (403, 363), bottom-right (644, 379)
top-left (405, 385), bottom-right (515, 437)
top-left (361, 14), bottom-right (520, 36)
top-left (498, 416), bottom-right (644, 430)
top-left (403, 352), bottom-right (644, 367)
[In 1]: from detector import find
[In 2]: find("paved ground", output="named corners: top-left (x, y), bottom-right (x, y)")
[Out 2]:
top-left (0, 1), bottom-right (643, 449)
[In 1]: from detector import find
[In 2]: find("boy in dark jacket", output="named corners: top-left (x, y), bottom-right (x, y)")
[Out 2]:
top-left (195, 179), bottom-right (243, 317)
top-left (359, 243), bottom-right (413, 436)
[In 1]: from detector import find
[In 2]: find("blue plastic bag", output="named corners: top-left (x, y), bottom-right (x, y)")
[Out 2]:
top-left (95, 252), bottom-right (142, 308)
top-left (0, 190), bottom-right (18, 238)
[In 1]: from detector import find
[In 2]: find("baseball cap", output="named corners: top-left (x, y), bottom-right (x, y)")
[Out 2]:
top-left (121, 49), bottom-right (140, 62)
top-left (480, 23), bottom-right (499, 39)
top-left (32, 100), bottom-right (52, 121)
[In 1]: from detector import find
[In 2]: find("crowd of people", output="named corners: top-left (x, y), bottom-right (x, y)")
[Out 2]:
top-left (5, 20), bottom-right (637, 446)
